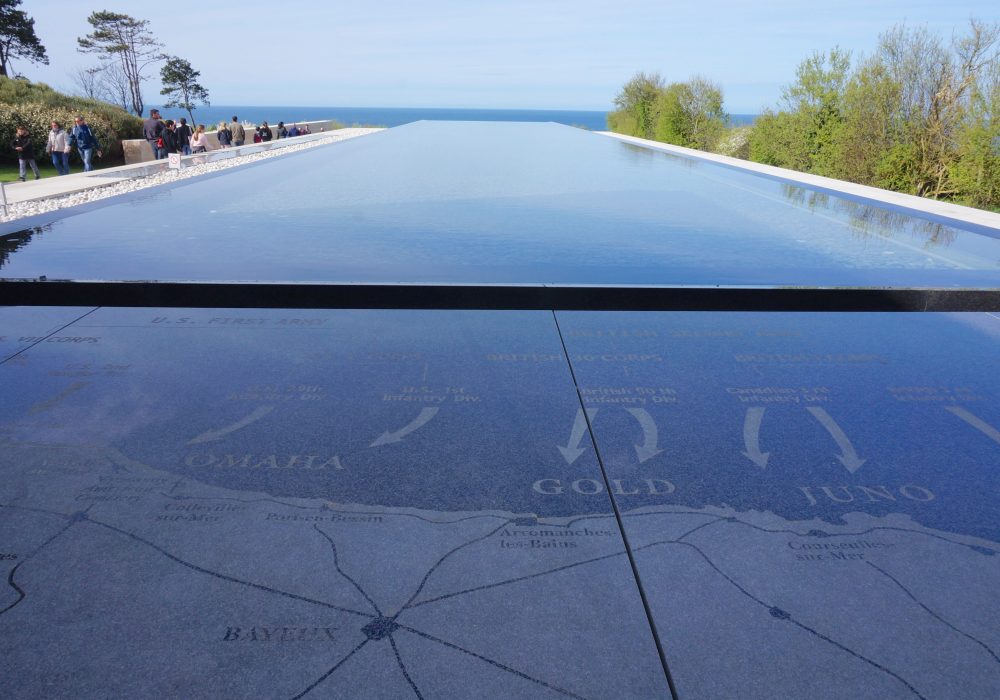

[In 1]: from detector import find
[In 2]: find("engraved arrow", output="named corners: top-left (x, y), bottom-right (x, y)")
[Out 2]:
top-left (945, 406), bottom-right (1000, 446)
top-left (187, 405), bottom-right (276, 445)
top-left (29, 381), bottom-right (88, 415)
top-left (371, 407), bottom-right (439, 447)
top-left (741, 406), bottom-right (770, 468)
top-left (806, 407), bottom-right (865, 473)
top-left (627, 408), bottom-right (663, 463)
top-left (558, 407), bottom-right (597, 465)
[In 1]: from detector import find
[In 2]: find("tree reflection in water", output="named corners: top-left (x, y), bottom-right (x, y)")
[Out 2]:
top-left (0, 226), bottom-right (48, 270)
top-left (780, 183), bottom-right (957, 248)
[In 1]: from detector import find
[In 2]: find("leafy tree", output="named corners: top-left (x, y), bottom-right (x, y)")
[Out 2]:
top-left (0, 0), bottom-right (47, 77)
top-left (950, 68), bottom-right (1000, 208)
top-left (662, 77), bottom-right (728, 150)
top-left (611, 72), bottom-right (665, 139)
top-left (826, 59), bottom-right (901, 185)
top-left (77, 11), bottom-right (164, 117)
top-left (611, 74), bottom-right (727, 149)
top-left (829, 20), bottom-right (999, 199)
top-left (783, 48), bottom-right (852, 114)
top-left (686, 77), bottom-right (727, 150)
top-left (653, 83), bottom-right (691, 145)
top-left (883, 20), bottom-right (998, 198)
top-left (159, 56), bottom-right (209, 124)
top-left (745, 19), bottom-right (999, 207)
top-left (748, 109), bottom-right (812, 169)
top-left (752, 48), bottom-right (852, 175)
top-left (610, 19), bottom-right (1000, 209)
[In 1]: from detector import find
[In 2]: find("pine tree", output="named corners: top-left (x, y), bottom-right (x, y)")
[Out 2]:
top-left (0, 0), bottom-right (48, 77)
top-left (160, 56), bottom-right (210, 124)
top-left (77, 12), bottom-right (164, 116)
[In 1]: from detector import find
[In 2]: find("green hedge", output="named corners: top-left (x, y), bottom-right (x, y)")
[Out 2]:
top-left (0, 78), bottom-right (143, 165)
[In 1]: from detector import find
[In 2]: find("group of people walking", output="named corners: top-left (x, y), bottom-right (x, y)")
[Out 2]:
top-left (143, 111), bottom-right (313, 159)
top-left (142, 109), bottom-right (211, 159)
top-left (252, 120), bottom-right (313, 143)
top-left (218, 117), bottom-right (311, 146)
top-left (11, 109), bottom-right (319, 182)
top-left (10, 116), bottom-right (102, 181)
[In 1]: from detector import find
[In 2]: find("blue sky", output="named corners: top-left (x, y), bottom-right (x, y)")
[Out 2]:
top-left (21, 0), bottom-right (999, 113)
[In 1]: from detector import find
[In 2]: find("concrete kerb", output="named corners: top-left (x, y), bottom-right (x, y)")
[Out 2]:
top-left (598, 131), bottom-right (1000, 234)
top-left (0, 129), bottom-right (373, 206)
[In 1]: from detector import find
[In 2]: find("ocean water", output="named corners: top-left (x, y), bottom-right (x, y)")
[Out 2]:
top-left (145, 105), bottom-right (758, 131)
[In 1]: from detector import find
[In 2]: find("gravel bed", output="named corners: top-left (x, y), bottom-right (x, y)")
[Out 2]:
top-left (0, 128), bottom-right (381, 224)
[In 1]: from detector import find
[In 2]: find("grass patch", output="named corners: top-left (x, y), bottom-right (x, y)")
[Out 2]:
top-left (0, 159), bottom-right (118, 182)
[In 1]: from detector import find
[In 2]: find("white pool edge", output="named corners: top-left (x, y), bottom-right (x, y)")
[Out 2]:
top-left (598, 131), bottom-right (1000, 233)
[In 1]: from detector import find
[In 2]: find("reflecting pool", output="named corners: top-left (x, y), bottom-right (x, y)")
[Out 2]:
top-left (1, 121), bottom-right (998, 287)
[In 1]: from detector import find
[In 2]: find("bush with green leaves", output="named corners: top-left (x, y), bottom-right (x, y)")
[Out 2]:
top-left (1, 77), bottom-right (142, 164)
top-left (609, 72), bottom-right (728, 151)
top-left (610, 19), bottom-right (1000, 210)
top-left (715, 125), bottom-right (753, 160)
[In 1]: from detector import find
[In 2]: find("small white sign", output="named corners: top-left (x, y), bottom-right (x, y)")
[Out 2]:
top-left (168, 153), bottom-right (182, 170)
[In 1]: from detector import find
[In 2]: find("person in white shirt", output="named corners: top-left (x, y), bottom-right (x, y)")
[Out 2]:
top-left (45, 121), bottom-right (72, 175)
top-left (190, 125), bottom-right (209, 153)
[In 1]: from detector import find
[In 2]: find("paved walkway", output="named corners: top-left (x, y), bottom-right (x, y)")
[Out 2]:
top-left (1, 130), bottom-right (372, 207)
top-left (1, 169), bottom-right (134, 205)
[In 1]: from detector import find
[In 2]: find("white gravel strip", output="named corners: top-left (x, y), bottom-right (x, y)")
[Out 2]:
top-left (0, 128), bottom-right (382, 224)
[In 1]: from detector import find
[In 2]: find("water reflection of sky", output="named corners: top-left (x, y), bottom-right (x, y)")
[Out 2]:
top-left (2, 121), bottom-right (999, 287)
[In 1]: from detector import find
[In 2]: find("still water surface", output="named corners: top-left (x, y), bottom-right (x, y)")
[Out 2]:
top-left (1, 121), bottom-right (998, 287)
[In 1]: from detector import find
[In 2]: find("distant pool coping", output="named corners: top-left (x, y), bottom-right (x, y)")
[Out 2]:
top-left (598, 132), bottom-right (1000, 237)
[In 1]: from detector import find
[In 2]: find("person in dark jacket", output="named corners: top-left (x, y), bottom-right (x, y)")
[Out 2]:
top-left (176, 118), bottom-right (193, 156)
top-left (70, 116), bottom-right (102, 172)
top-left (259, 121), bottom-right (273, 141)
top-left (11, 126), bottom-right (41, 181)
top-left (143, 108), bottom-right (164, 159)
top-left (216, 122), bottom-right (231, 148)
top-left (161, 120), bottom-right (181, 154)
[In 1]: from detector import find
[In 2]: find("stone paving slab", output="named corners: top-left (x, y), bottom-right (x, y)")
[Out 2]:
top-left (0, 306), bottom-right (97, 361)
top-left (0, 307), bottom-right (670, 699)
top-left (558, 310), bottom-right (1000, 699)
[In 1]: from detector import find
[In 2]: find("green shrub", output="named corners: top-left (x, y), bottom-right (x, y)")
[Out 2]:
top-left (714, 125), bottom-right (753, 159)
top-left (0, 77), bottom-right (143, 164)
top-left (607, 109), bottom-right (640, 136)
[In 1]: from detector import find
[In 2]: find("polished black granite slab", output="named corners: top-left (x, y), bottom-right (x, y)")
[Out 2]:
top-left (2, 122), bottom-right (999, 287)
top-left (0, 307), bottom-right (669, 698)
top-left (557, 311), bottom-right (1000, 699)
top-left (0, 306), bottom-right (96, 361)
top-left (6, 305), bottom-right (1000, 698)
